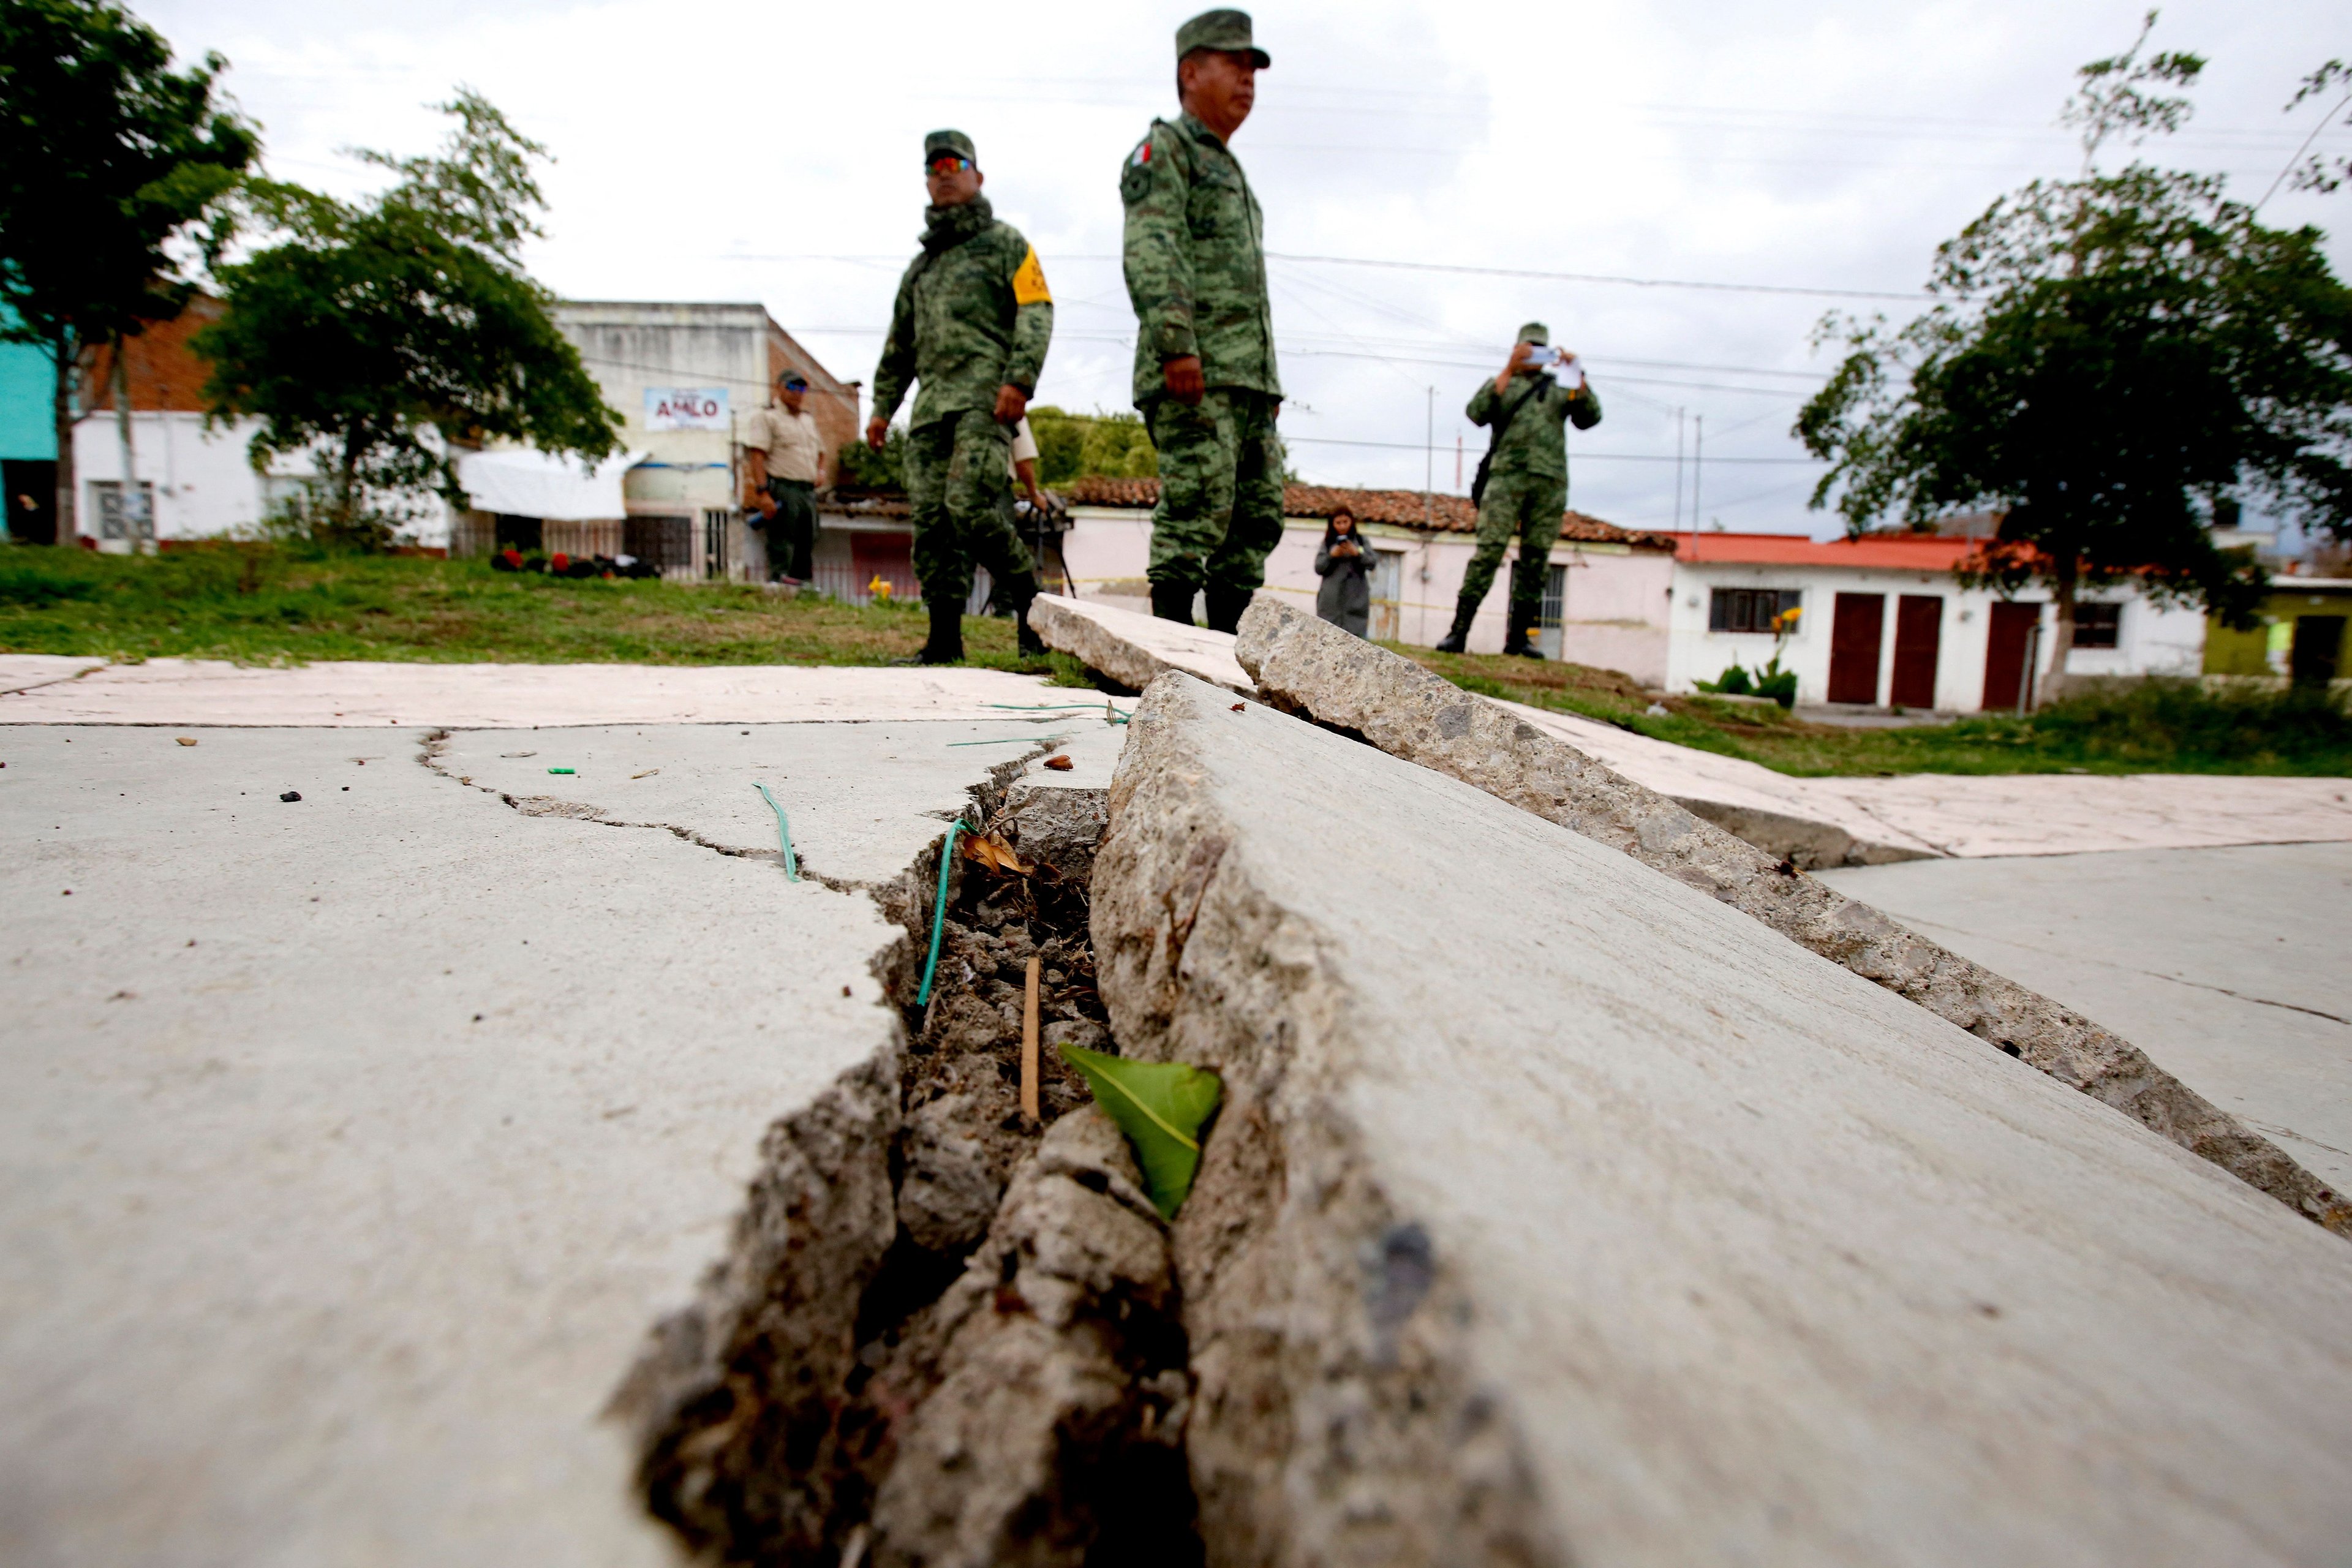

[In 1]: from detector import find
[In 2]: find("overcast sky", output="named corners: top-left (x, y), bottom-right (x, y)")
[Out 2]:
top-left (145, 0), bottom-right (2350, 537)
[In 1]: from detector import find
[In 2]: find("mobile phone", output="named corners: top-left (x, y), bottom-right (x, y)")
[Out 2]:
top-left (1520, 344), bottom-right (1561, 366)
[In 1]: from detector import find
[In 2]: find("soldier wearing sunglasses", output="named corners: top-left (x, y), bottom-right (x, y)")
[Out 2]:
top-left (867, 130), bottom-right (1054, 662)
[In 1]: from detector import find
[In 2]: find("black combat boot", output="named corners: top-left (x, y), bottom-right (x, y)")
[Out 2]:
top-left (1001, 569), bottom-right (1046, 657)
top-left (1432, 594), bottom-right (1479, 654)
top-left (916, 596), bottom-right (965, 665)
top-left (1203, 583), bottom-right (1252, 635)
top-left (1502, 609), bottom-right (1547, 660)
top-left (1149, 579), bottom-right (1197, 624)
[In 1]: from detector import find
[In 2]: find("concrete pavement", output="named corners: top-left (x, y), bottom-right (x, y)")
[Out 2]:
top-left (0, 715), bottom-right (1102, 1567)
top-left (0, 654), bottom-right (1114, 728)
top-left (1820, 842), bottom-right (2352, 1194)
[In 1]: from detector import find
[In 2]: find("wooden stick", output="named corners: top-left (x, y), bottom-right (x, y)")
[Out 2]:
top-left (1021, 954), bottom-right (1042, 1121)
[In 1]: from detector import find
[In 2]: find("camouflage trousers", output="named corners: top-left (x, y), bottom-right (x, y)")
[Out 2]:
top-left (1144, 388), bottom-right (1284, 593)
top-left (1461, 470), bottom-right (1566, 628)
top-left (904, 410), bottom-right (1035, 606)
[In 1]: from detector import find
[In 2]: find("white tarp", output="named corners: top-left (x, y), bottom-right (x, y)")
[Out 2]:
top-left (455, 448), bottom-right (643, 521)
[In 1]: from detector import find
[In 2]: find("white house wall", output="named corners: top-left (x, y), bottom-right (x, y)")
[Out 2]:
top-left (1665, 560), bottom-right (2207, 712)
top-left (66, 412), bottom-right (429, 548)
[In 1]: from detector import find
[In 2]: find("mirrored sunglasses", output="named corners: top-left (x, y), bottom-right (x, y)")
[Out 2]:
top-left (928, 156), bottom-right (973, 175)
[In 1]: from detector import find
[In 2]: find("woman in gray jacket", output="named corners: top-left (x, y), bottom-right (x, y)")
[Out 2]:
top-left (1314, 508), bottom-right (1374, 638)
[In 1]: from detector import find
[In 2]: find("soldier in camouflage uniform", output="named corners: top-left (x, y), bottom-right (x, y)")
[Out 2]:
top-left (1438, 322), bottom-right (1604, 658)
top-left (1121, 9), bottom-right (1282, 632)
top-left (868, 129), bottom-right (1054, 663)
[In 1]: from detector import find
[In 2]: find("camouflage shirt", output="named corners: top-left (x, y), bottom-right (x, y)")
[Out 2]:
top-left (1120, 112), bottom-right (1280, 405)
top-left (1466, 371), bottom-right (1602, 483)
top-left (871, 195), bottom-right (1055, 431)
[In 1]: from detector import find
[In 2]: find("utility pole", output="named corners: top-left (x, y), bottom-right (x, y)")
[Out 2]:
top-left (1693, 413), bottom-right (1703, 532)
top-left (1673, 407), bottom-right (1686, 532)
top-left (1424, 386), bottom-right (1434, 530)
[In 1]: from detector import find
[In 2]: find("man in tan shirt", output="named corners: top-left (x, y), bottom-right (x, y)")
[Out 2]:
top-left (741, 371), bottom-right (827, 583)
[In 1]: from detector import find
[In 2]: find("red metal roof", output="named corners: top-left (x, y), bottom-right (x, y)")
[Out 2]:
top-left (1667, 530), bottom-right (1981, 570)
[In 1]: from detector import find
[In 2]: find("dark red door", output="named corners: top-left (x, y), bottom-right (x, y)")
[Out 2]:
top-left (1828, 592), bottom-right (1885, 704)
top-left (1891, 595), bottom-right (1943, 709)
top-left (1982, 601), bottom-right (2041, 711)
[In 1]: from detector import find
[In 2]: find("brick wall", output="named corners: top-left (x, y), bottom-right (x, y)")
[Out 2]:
top-left (81, 295), bottom-right (225, 413)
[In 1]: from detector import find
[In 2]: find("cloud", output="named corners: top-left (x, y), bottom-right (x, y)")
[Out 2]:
top-left (148, 0), bottom-right (2350, 534)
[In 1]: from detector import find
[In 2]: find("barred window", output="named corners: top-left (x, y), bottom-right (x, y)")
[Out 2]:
top-left (2073, 602), bottom-right (2121, 649)
top-left (1708, 587), bottom-right (1801, 633)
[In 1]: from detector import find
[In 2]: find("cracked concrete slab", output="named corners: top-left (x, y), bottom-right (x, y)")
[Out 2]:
top-left (1031, 594), bottom-right (1253, 694)
top-left (431, 715), bottom-right (1129, 883)
top-left (1026, 594), bottom-right (2352, 862)
top-left (1498, 701), bottom-right (2352, 861)
top-left (1232, 595), bottom-right (2348, 1232)
top-left (0, 658), bottom-right (1082, 728)
top-left (1094, 671), bottom-right (2352, 1567)
top-left (0, 721), bottom-right (1052, 1567)
top-left (1820, 842), bottom-right (2352, 1194)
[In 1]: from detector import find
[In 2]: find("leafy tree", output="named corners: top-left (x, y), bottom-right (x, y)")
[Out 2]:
top-left (1799, 15), bottom-right (2351, 695)
top-left (2266, 59), bottom-right (2352, 203)
top-left (1027, 404), bottom-right (1156, 483)
top-left (197, 91), bottom-right (618, 546)
top-left (835, 423), bottom-right (907, 490)
top-left (0, 0), bottom-right (257, 540)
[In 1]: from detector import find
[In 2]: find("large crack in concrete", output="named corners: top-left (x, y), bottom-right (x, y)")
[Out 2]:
top-left (499, 733), bottom-right (1210, 1566)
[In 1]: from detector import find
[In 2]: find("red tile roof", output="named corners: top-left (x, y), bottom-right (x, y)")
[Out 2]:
top-left (1667, 530), bottom-right (1983, 570)
top-left (1061, 476), bottom-right (1674, 549)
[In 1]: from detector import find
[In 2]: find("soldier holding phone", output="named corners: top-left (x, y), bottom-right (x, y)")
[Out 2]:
top-left (1437, 322), bottom-right (1604, 657)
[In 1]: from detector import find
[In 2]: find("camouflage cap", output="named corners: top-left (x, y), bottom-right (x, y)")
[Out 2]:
top-left (1176, 9), bottom-right (1270, 68)
top-left (1516, 321), bottom-right (1550, 345)
top-left (922, 129), bottom-right (976, 167)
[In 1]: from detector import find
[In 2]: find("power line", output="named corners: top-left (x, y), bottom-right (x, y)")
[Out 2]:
top-left (714, 249), bottom-right (1925, 303)
top-left (1282, 434), bottom-right (1819, 463)
top-left (1265, 252), bottom-right (1924, 303)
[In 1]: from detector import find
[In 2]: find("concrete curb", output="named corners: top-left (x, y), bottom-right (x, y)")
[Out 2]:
top-left (1232, 594), bottom-right (2350, 1237)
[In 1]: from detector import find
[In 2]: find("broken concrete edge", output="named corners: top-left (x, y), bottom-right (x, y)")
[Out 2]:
top-left (599, 735), bottom-right (1213, 1565)
top-left (1673, 794), bottom-right (1937, 870)
top-left (1031, 592), bottom-right (1254, 696)
top-left (1091, 672), bottom-right (1560, 1567)
top-left (1231, 594), bottom-right (2352, 1238)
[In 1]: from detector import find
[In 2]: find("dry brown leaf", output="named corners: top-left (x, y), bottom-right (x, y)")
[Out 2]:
top-left (1041, 754), bottom-right (1074, 771)
top-left (960, 831), bottom-right (1035, 876)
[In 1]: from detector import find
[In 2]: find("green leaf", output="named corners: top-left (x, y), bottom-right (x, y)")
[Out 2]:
top-left (1057, 1044), bottom-right (1223, 1219)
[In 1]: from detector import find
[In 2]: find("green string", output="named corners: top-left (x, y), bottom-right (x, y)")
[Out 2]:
top-left (916, 813), bottom-right (966, 1008)
top-left (986, 701), bottom-right (1133, 724)
top-left (946, 734), bottom-right (1069, 747)
top-left (754, 783), bottom-right (799, 882)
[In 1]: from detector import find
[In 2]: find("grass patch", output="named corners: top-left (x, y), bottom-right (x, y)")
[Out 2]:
top-left (1393, 644), bottom-right (2352, 778)
top-left (0, 541), bottom-right (1059, 676)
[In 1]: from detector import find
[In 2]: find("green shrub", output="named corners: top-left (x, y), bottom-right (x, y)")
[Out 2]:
top-left (2002, 678), bottom-right (2352, 767)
